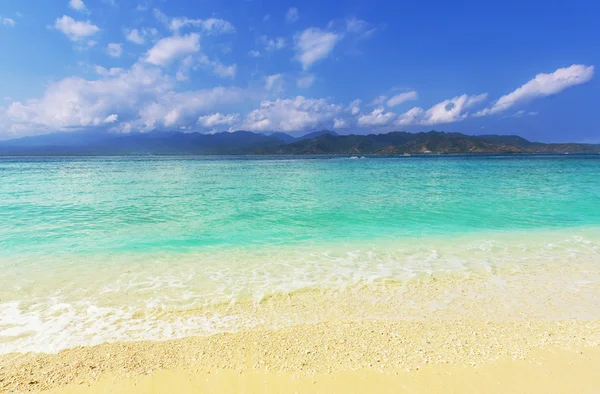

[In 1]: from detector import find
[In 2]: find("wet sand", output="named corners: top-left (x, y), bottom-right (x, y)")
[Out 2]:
top-left (2, 319), bottom-right (599, 393)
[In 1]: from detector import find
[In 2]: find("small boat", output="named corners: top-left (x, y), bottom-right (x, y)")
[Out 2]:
top-left (350, 155), bottom-right (359, 159)
top-left (403, 153), bottom-right (411, 157)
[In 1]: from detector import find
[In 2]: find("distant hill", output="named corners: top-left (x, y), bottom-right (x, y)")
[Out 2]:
top-left (0, 130), bottom-right (597, 156)
top-left (267, 132), bottom-right (296, 143)
top-left (258, 131), bottom-right (600, 155)
top-left (296, 130), bottom-right (339, 141)
top-left (0, 131), bottom-right (285, 155)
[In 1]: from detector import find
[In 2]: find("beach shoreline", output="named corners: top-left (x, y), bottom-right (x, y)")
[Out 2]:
top-left (2, 319), bottom-right (599, 393)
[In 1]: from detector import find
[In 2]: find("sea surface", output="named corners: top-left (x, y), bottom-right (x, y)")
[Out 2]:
top-left (1, 155), bottom-right (599, 354)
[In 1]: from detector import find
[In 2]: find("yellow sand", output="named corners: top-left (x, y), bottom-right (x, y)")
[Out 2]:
top-left (45, 347), bottom-right (600, 394)
top-left (2, 319), bottom-right (600, 393)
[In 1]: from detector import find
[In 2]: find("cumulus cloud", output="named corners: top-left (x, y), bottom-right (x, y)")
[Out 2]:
top-left (125, 28), bottom-right (156, 44)
top-left (54, 16), bottom-right (99, 41)
top-left (286, 8), bottom-right (299, 23)
top-left (333, 117), bottom-right (348, 129)
top-left (104, 114), bottom-right (118, 123)
top-left (94, 65), bottom-right (125, 77)
top-left (297, 74), bottom-right (315, 88)
top-left (358, 108), bottom-right (396, 127)
top-left (144, 33), bottom-right (200, 66)
top-left (2, 17), bottom-right (16, 27)
top-left (4, 64), bottom-right (169, 134)
top-left (355, 94), bottom-right (486, 128)
top-left (1, 62), bottom-right (246, 137)
top-left (397, 94), bottom-right (487, 125)
top-left (126, 29), bottom-right (144, 44)
top-left (198, 55), bottom-right (237, 79)
top-left (242, 96), bottom-right (342, 132)
top-left (294, 28), bottom-right (341, 70)
top-left (387, 91), bottom-right (418, 107)
top-left (476, 64), bottom-right (594, 116)
top-left (169, 17), bottom-right (235, 35)
top-left (197, 112), bottom-right (240, 128)
top-left (248, 50), bottom-right (261, 58)
top-left (106, 43), bottom-right (123, 57)
top-left (69, 0), bottom-right (87, 12)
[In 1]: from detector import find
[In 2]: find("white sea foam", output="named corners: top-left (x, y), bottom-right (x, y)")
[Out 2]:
top-left (1, 228), bottom-right (599, 354)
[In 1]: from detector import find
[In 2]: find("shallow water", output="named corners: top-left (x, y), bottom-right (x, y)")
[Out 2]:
top-left (1, 155), bottom-right (599, 353)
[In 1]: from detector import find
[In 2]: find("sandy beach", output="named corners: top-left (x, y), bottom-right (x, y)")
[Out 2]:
top-left (2, 319), bottom-right (600, 393)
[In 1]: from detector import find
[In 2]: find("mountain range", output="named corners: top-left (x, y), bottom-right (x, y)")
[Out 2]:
top-left (0, 130), bottom-right (597, 156)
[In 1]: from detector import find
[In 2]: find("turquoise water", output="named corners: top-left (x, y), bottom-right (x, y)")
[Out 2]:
top-left (1, 155), bottom-right (600, 353)
top-left (1, 156), bottom-right (599, 255)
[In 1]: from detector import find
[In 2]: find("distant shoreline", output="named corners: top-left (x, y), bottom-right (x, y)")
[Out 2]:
top-left (1, 130), bottom-right (598, 156)
top-left (1, 152), bottom-right (600, 158)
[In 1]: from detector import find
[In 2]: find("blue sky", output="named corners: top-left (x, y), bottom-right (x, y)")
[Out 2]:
top-left (0, 0), bottom-right (598, 142)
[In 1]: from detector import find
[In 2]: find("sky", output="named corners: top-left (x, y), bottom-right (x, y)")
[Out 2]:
top-left (0, 0), bottom-right (599, 142)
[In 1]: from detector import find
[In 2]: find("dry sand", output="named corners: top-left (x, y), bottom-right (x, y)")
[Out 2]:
top-left (2, 319), bottom-right (600, 393)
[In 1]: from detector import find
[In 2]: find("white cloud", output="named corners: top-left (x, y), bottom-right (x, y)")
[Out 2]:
top-left (294, 28), bottom-right (341, 70)
top-left (94, 66), bottom-right (125, 77)
top-left (175, 56), bottom-right (194, 81)
top-left (106, 43), bottom-right (123, 57)
top-left (261, 36), bottom-right (286, 52)
top-left (124, 27), bottom-right (158, 45)
top-left (297, 74), bottom-right (315, 88)
top-left (134, 87), bottom-right (244, 130)
top-left (1, 62), bottom-right (247, 137)
top-left (511, 110), bottom-right (538, 118)
top-left (125, 28), bottom-right (145, 44)
top-left (212, 62), bottom-right (236, 79)
top-left (197, 112), bottom-right (239, 128)
top-left (144, 33), bottom-right (200, 66)
top-left (69, 0), bottom-right (87, 12)
top-left (104, 114), bottom-right (118, 123)
top-left (248, 50), bottom-right (261, 58)
top-left (370, 95), bottom-right (387, 106)
top-left (152, 8), bottom-right (170, 27)
top-left (397, 94), bottom-right (487, 125)
top-left (242, 96), bottom-right (342, 132)
top-left (265, 74), bottom-right (284, 92)
top-left (4, 64), bottom-right (171, 134)
top-left (198, 56), bottom-right (237, 79)
top-left (349, 99), bottom-right (361, 115)
top-left (2, 17), bottom-right (16, 27)
top-left (387, 91), bottom-right (418, 107)
top-left (54, 16), bottom-right (99, 41)
top-left (346, 17), bottom-right (368, 33)
top-left (169, 17), bottom-right (235, 35)
top-left (358, 108), bottom-right (396, 127)
top-left (343, 17), bottom-right (377, 39)
top-left (286, 8), bottom-right (299, 23)
top-left (476, 64), bottom-right (594, 116)
top-left (333, 117), bottom-right (348, 129)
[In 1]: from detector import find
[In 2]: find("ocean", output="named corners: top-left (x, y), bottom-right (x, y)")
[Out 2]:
top-left (1, 155), bottom-right (599, 354)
